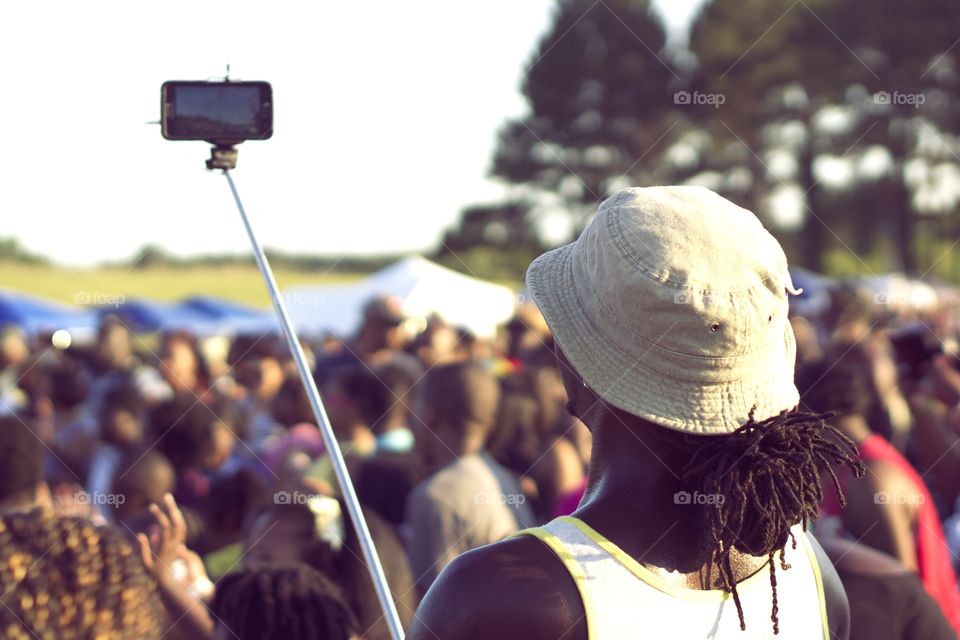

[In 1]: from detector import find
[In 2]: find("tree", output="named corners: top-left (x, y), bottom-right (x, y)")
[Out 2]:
top-left (0, 237), bottom-right (49, 265)
top-left (689, 0), bottom-right (960, 273)
top-left (492, 0), bottom-right (678, 235)
top-left (439, 201), bottom-right (543, 255)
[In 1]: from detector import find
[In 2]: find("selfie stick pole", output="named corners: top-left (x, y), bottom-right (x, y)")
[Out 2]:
top-left (223, 170), bottom-right (405, 640)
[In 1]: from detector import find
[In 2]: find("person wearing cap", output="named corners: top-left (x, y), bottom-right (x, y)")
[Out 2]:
top-left (408, 187), bottom-right (862, 639)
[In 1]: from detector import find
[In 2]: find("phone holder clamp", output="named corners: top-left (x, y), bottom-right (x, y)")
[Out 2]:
top-left (206, 144), bottom-right (239, 171)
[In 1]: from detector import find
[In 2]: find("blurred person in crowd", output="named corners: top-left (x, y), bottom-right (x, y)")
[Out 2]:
top-left (244, 498), bottom-right (417, 637)
top-left (231, 337), bottom-right (286, 451)
top-left (355, 450), bottom-right (424, 530)
top-left (504, 301), bottom-right (552, 364)
top-left (90, 315), bottom-right (138, 376)
top-left (86, 381), bottom-right (148, 516)
top-left (267, 374), bottom-right (333, 491)
top-left (0, 508), bottom-right (166, 639)
top-left (134, 493), bottom-right (217, 639)
top-left (910, 353), bottom-right (960, 506)
top-left (789, 315), bottom-right (824, 366)
top-left (83, 316), bottom-right (145, 412)
top-left (4, 421), bottom-right (208, 638)
top-left (800, 352), bottom-right (960, 632)
top-left (864, 330), bottom-right (913, 452)
top-left (489, 367), bottom-right (587, 520)
top-left (198, 467), bottom-right (269, 577)
top-left (817, 534), bottom-right (954, 640)
top-left (454, 327), bottom-right (487, 361)
top-left (406, 315), bottom-right (460, 367)
top-left (110, 449), bottom-right (175, 527)
top-left (825, 286), bottom-right (875, 346)
top-left (406, 361), bottom-right (534, 595)
top-left (317, 365), bottom-right (379, 464)
top-left (0, 325), bottom-right (29, 414)
top-left (158, 329), bottom-right (210, 395)
top-left (411, 187), bottom-right (859, 639)
top-left (212, 564), bottom-right (359, 640)
top-left (370, 360), bottom-right (418, 454)
top-left (354, 295), bottom-right (410, 359)
top-left (0, 414), bottom-right (48, 512)
top-left (150, 395), bottom-right (237, 507)
top-left (314, 295), bottom-right (410, 385)
top-left (272, 370), bottom-right (316, 428)
top-left (265, 422), bottom-right (326, 481)
top-left (528, 367), bottom-right (586, 519)
top-left (486, 388), bottom-right (541, 501)
top-left (44, 354), bottom-right (99, 481)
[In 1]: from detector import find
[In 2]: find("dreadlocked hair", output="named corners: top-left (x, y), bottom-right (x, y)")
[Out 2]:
top-left (677, 407), bottom-right (865, 634)
top-left (212, 563), bottom-right (358, 640)
top-left (0, 508), bottom-right (165, 640)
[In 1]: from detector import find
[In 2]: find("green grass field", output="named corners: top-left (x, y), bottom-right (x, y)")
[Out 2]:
top-left (0, 262), bottom-right (367, 308)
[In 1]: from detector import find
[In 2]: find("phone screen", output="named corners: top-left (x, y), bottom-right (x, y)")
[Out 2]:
top-left (162, 82), bottom-right (272, 142)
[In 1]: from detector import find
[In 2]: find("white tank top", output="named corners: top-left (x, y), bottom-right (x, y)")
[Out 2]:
top-left (517, 516), bottom-right (828, 639)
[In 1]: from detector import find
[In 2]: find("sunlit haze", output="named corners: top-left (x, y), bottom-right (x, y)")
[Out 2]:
top-left (1, 0), bottom-right (698, 266)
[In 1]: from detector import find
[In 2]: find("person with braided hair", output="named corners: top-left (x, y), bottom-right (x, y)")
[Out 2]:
top-left (211, 564), bottom-right (359, 640)
top-left (409, 187), bottom-right (863, 639)
top-left (0, 507), bottom-right (166, 639)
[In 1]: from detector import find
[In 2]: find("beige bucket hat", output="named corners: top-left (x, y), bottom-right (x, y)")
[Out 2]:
top-left (526, 186), bottom-right (803, 435)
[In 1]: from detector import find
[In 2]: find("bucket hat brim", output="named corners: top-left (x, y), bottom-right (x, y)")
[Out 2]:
top-left (526, 242), bottom-right (800, 436)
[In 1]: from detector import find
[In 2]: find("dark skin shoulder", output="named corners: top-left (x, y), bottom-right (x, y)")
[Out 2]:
top-left (407, 529), bottom-right (849, 640)
top-left (406, 535), bottom-right (587, 640)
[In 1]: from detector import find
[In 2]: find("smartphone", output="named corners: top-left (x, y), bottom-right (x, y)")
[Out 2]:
top-left (161, 81), bottom-right (273, 143)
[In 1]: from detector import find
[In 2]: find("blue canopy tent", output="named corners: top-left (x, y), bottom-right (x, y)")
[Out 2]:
top-left (99, 298), bottom-right (218, 334)
top-left (180, 296), bottom-right (277, 334)
top-left (103, 296), bottom-right (276, 335)
top-left (0, 289), bottom-right (99, 338)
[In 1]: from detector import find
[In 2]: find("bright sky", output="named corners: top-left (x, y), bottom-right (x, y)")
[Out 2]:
top-left (0, 0), bottom-right (701, 267)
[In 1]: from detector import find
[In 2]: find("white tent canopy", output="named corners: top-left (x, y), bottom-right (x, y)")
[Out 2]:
top-left (283, 256), bottom-right (518, 339)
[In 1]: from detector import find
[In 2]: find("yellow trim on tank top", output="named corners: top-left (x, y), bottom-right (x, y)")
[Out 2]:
top-left (795, 528), bottom-right (830, 640)
top-left (513, 526), bottom-right (598, 640)
top-left (559, 516), bottom-right (782, 603)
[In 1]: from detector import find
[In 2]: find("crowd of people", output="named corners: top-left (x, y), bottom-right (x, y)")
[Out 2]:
top-left (0, 293), bottom-right (584, 639)
top-left (2, 199), bottom-right (960, 637)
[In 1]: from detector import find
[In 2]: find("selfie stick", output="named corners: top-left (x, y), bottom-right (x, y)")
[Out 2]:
top-left (222, 169), bottom-right (405, 640)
